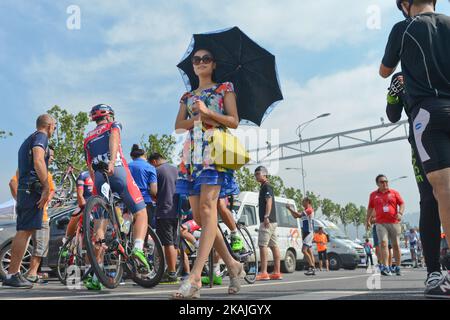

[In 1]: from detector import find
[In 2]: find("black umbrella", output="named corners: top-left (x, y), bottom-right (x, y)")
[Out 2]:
top-left (177, 27), bottom-right (283, 126)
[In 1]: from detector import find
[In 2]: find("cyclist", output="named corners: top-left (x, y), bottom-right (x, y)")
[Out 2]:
top-left (380, 0), bottom-right (450, 296)
top-left (83, 104), bottom-right (149, 290)
top-left (63, 170), bottom-right (94, 242)
top-left (405, 228), bottom-right (420, 268)
top-left (385, 71), bottom-right (447, 296)
top-left (287, 198), bottom-right (316, 276)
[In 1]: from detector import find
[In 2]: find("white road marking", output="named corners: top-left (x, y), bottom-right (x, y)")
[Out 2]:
top-left (9, 274), bottom-right (371, 300)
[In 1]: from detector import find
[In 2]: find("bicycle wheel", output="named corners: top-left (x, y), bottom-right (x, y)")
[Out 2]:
top-left (54, 172), bottom-right (74, 202)
top-left (124, 226), bottom-right (165, 288)
top-left (83, 196), bottom-right (124, 289)
top-left (237, 225), bottom-right (258, 284)
top-left (56, 235), bottom-right (74, 285)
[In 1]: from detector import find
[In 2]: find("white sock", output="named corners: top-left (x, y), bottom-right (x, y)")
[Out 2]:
top-left (6, 273), bottom-right (13, 280)
top-left (134, 239), bottom-right (144, 251)
top-left (194, 240), bottom-right (200, 248)
top-left (230, 229), bottom-right (237, 236)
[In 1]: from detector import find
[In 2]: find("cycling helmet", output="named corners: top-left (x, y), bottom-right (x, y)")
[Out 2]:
top-left (90, 104), bottom-right (114, 121)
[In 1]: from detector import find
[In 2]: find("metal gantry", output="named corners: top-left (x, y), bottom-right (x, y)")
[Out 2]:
top-left (249, 120), bottom-right (409, 164)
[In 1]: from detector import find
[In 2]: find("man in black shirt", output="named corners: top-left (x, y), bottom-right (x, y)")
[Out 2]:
top-left (380, 0), bottom-right (450, 298)
top-left (3, 114), bottom-right (55, 289)
top-left (254, 166), bottom-right (282, 281)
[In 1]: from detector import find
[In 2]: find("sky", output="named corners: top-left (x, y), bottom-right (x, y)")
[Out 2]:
top-left (2, 0), bottom-right (450, 221)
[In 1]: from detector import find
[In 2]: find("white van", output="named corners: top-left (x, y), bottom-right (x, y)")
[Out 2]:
top-left (311, 219), bottom-right (366, 270)
top-left (231, 192), bottom-right (304, 273)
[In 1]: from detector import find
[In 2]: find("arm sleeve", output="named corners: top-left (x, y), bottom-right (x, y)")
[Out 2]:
top-left (148, 166), bottom-right (157, 184)
top-left (111, 122), bottom-right (122, 133)
top-left (382, 22), bottom-right (405, 68)
top-left (396, 191), bottom-right (405, 206)
top-left (386, 100), bottom-right (403, 123)
top-left (32, 132), bottom-right (49, 151)
top-left (264, 185), bottom-right (274, 199)
top-left (368, 194), bottom-right (374, 209)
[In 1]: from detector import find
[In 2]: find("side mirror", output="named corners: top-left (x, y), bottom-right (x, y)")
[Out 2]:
top-left (56, 216), bottom-right (71, 229)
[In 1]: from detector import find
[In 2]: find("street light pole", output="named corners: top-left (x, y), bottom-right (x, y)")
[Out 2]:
top-left (295, 113), bottom-right (331, 196)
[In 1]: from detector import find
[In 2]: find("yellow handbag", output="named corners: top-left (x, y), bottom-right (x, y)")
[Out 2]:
top-left (208, 128), bottom-right (251, 170)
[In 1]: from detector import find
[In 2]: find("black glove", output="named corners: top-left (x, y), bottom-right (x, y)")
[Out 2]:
top-left (388, 77), bottom-right (404, 97)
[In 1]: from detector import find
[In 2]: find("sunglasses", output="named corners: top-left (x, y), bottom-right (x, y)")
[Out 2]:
top-left (378, 180), bottom-right (389, 184)
top-left (192, 55), bottom-right (214, 66)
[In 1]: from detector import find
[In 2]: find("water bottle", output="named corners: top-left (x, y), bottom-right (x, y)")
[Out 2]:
top-left (121, 213), bottom-right (132, 234)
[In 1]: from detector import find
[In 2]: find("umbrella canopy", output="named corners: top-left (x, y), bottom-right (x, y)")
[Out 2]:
top-left (177, 27), bottom-right (283, 126)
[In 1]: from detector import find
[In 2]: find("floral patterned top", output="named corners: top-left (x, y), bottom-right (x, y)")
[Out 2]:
top-left (177, 82), bottom-right (235, 182)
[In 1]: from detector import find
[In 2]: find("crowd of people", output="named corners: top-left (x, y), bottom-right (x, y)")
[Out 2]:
top-left (1, 0), bottom-right (450, 300)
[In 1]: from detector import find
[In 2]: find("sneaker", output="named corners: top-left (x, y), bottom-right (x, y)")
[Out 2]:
top-left (395, 266), bottom-right (401, 276)
top-left (2, 273), bottom-right (33, 289)
top-left (425, 272), bottom-right (450, 299)
top-left (256, 272), bottom-right (270, 281)
top-left (180, 273), bottom-right (190, 281)
top-left (201, 275), bottom-right (222, 285)
top-left (83, 275), bottom-right (103, 291)
top-left (131, 248), bottom-right (150, 273)
top-left (230, 234), bottom-right (244, 251)
top-left (381, 266), bottom-right (392, 276)
top-left (269, 273), bottom-right (283, 280)
top-left (305, 268), bottom-right (316, 276)
top-left (160, 272), bottom-right (179, 284)
top-left (24, 274), bottom-right (48, 284)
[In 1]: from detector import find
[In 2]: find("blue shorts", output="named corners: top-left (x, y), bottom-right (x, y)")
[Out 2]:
top-left (16, 190), bottom-right (44, 231)
top-left (219, 172), bottom-right (240, 199)
top-left (94, 166), bottom-right (146, 215)
top-left (176, 169), bottom-right (225, 197)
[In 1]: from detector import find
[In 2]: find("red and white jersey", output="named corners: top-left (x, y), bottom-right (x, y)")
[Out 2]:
top-left (84, 121), bottom-right (127, 167)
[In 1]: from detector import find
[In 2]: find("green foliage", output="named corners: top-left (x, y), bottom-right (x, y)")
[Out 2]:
top-left (235, 167), bottom-right (260, 193)
top-left (268, 175), bottom-right (285, 197)
top-left (141, 133), bottom-right (176, 161)
top-left (321, 198), bottom-right (340, 223)
top-left (47, 105), bottom-right (89, 171)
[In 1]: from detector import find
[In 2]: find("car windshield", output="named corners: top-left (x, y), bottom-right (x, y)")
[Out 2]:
top-left (325, 226), bottom-right (349, 240)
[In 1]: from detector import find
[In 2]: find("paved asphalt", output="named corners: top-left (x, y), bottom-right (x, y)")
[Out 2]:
top-left (0, 267), bottom-right (434, 300)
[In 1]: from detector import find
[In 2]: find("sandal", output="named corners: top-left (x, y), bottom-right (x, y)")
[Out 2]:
top-left (228, 264), bottom-right (246, 295)
top-left (171, 280), bottom-right (201, 299)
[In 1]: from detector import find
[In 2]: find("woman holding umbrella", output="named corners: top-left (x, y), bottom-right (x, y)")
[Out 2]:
top-left (173, 48), bottom-right (245, 299)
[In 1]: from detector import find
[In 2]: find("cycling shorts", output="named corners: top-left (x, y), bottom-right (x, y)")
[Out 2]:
top-left (94, 166), bottom-right (146, 215)
top-left (412, 103), bottom-right (450, 174)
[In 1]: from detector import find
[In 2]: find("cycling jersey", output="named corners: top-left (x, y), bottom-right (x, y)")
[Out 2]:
top-left (76, 171), bottom-right (94, 200)
top-left (301, 206), bottom-right (314, 234)
top-left (84, 121), bottom-right (126, 167)
top-left (83, 121), bottom-right (145, 214)
top-left (406, 231), bottom-right (420, 248)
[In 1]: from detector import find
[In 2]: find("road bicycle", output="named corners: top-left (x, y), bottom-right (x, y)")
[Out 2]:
top-left (82, 163), bottom-right (165, 289)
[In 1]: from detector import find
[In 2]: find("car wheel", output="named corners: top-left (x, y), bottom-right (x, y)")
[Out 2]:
top-left (296, 262), bottom-right (305, 271)
top-left (281, 250), bottom-right (296, 273)
top-left (328, 253), bottom-right (342, 271)
top-left (0, 243), bottom-right (33, 278)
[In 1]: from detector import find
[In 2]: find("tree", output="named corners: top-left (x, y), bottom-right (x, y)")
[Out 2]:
top-left (235, 167), bottom-right (259, 193)
top-left (284, 187), bottom-right (303, 211)
top-left (141, 133), bottom-right (176, 161)
top-left (47, 105), bottom-right (89, 171)
top-left (321, 198), bottom-right (339, 223)
top-left (306, 191), bottom-right (322, 212)
top-left (342, 203), bottom-right (358, 237)
top-left (268, 175), bottom-right (285, 196)
top-left (351, 205), bottom-right (367, 239)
